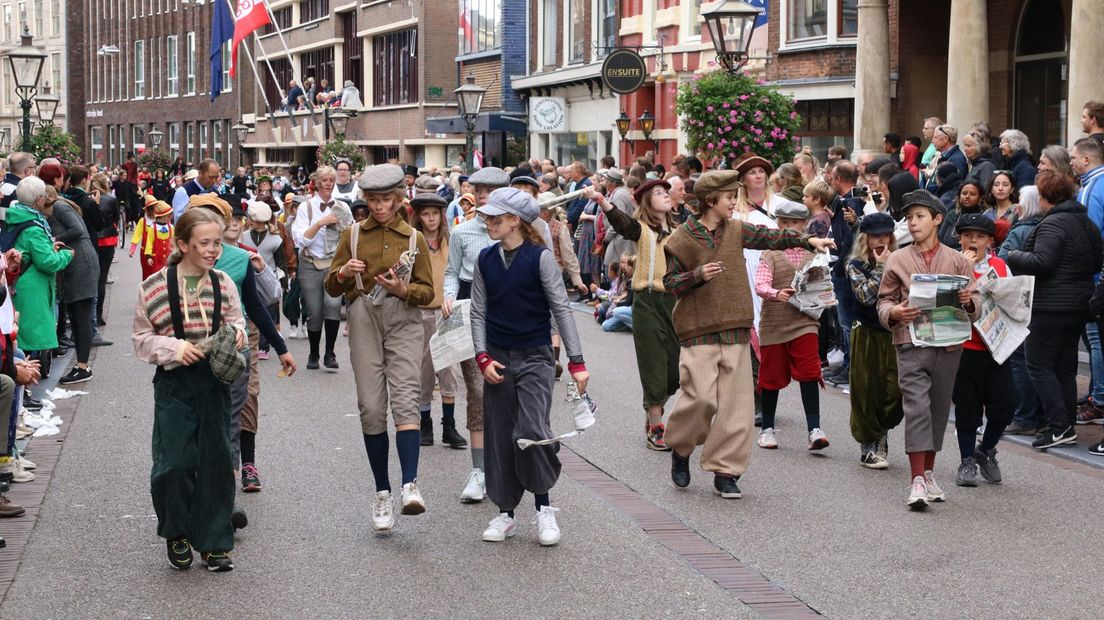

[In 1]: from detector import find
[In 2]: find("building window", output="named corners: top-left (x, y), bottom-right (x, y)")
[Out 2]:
top-left (49, 0), bottom-right (58, 34)
top-left (4, 6), bottom-right (12, 43)
top-left (221, 40), bottom-right (232, 93)
top-left (33, 0), bottom-right (41, 35)
top-left (374, 29), bottom-right (417, 106)
top-left (566, 0), bottom-right (585, 64)
top-left (213, 121), bottom-right (224, 168)
top-left (134, 40), bottom-right (145, 98)
top-left (50, 51), bottom-right (59, 93)
top-left (90, 126), bottom-right (103, 164)
top-left (596, 0), bottom-right (617, 56)
top-left (300, 47), bottom-right (335, 97)
top-left (264, 6), bottom-right (291, 35)
top-left (133, 125), bottom-right (145, 151)
top-left (108, 125), bottom-right (116, 166)
top-left (682, 0), bottom-right (702, 39)
top-left (540, 0), bottom-right (556, 68)
top-left (185, 122), bottom-right (194, 164)
top-left (198, 121), bottom-right (208, 164)
top-left (299, 0), bottom-right (328, 23)
top-left (167, 35), bottom-right (178, 95)
top-left (458, 0), bottom-right (500, 56)
top-left (784, 0), bottom-right (856, 46)
top-left (263, 57), bottom-right (292, 113)
top-left (169, 122), bottom-right (180, 159)
top-left (185, 32), bottom-right (196, 95)
top-left (341, 11), bottom-right (362, 97)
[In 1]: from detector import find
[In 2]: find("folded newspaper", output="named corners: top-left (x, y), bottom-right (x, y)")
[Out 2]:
top-left (367, 247), bottom-right (419, 306)
top-left (516, 378), bottom-right (597, 449)
top-left (975, 267), bottom-right (1034, 364)
top-left (430, 300), bottom-right (475, 371)
top-left (908, 274), bottom-right (972, 347)
top-left (789, 250), bottom-right (837, 319)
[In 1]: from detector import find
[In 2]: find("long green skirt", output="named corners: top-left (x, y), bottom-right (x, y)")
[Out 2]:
top-left (632, 289), bottom-right (681, 407)
top-left (150, 360), bottom-right (235, 554)
top-left (849, 323), bottom-right (904, 444)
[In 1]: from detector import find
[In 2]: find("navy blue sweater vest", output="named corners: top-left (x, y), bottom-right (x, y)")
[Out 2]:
top-left (478, 241), bottom-right (552, 350)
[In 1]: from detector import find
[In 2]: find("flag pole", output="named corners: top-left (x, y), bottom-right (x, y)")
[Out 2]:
top-left (258, 0), bottom-right (323, 133)
top-left (224, 0), bottom-right (289, 144)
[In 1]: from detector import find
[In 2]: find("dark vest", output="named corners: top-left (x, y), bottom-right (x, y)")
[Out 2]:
top-left (184, 180), bottom-right (210, 197)
top-left (848, 258), bottom-right (886, 331)
top-left (478, 241), bottom-right (552, 350)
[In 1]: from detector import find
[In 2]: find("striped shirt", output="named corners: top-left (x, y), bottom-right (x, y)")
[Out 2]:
top-left (444, 216), bottom-right (493, 300)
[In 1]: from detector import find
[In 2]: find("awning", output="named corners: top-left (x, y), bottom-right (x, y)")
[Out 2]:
top-left (425, 112), bottom-right (528, 136)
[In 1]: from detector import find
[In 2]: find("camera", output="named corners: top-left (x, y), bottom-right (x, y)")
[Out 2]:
top-left (871, 191), bottom-right (884, 205)
top-left (850, 186), bottom-right (869, 199)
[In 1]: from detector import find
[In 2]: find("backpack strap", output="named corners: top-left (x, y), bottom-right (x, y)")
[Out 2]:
top-left (166, 264), bottom-right (185, 340)
top-left (348, 222), bottom-right (365, 292)
top-left (209, 270), bottom-right (222, 333)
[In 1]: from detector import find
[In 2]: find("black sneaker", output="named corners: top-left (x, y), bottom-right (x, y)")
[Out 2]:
top-left (58, 337), bottom-right (75, 348)
top-left (241, 463), bottom-right (262, 493)
top-left (323, 353), bottom-right (339, 372)
top-left (166, 537), bottom-right (193, 569)
top-left (23, 392), bottom-right (42, 411)
top-left (974, 446), bottom-right (1002, 483)
top-left (58, 367), bottom-right (93, 385)
top-left (712, 474), bottom-right (742, 499)
top-left (231, 505), bottom-right (248, 530)
top-left (306, 354), bottom-right (320, 370)
top-left (91, 335), bottom-right (113, 347)
top-left (420, 421), bottom-right (435, 447)
top-left (1031, 426), bottom-right (1077, 450)
top-left (442, 424), bottom-right (468, 449)
top-left (671, 452), bottom-right (691, 488)
top-left (201, 551), bottom-right (234, 572)
top-left (1088, 441), bottom-right (1104, 456)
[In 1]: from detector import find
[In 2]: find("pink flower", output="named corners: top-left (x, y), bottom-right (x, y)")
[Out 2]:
top-left (707, 105), bottom-right (714, 112)
top-left (707, 142), bottom-right (715, 150)
top-left (765, 142), bottom-right (774, 148)
top-left (739, 94), bottom-right (749, 101)
top-left (790, 111), bottom-right (798, 119)
top-left (718, 128), bottom-right (725, 135)
top-left (722, 102), bottom-right (730, 109)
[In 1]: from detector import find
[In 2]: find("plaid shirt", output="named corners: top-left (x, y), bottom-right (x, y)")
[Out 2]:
top-left (846, 259), bottom-right (884, 308)
top-left (754, 248), bottom-right (809, 300)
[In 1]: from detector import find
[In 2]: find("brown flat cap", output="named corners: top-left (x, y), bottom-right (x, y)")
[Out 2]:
top-left (693, 170), bottom-right (742, 203)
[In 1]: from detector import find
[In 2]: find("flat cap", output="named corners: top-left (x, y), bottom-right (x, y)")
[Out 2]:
top-left (859, 211), bottom-right (895, 234)
top-left (510, 175), bottom-right (540, 190)
top-left (606, 168), bottom-right (624, 183)
top-left (358, 164), bottom-right (406, 193)
top-left (246, 201), bottom-right (273, 223)
top-left (411, 193), bottom-right (447, 210)
top-left (901, 189), bottom-right (947, 218)
top-left (774, 200), bottom-right (810, 220)
top-left (468, 166), bottom-right (510, 187)
top-left (634, 178), bottom-right (672, 205)
top-left (476, 187), bottom-right (539, 223)
top-left (955, 212), bottom-right (995, 235)
top-left (692, 169), bottom-right (742, 203)
top-left (414, 174), bottom-right (441, 195)
top-left (187, 194), bottom-right (232, 221)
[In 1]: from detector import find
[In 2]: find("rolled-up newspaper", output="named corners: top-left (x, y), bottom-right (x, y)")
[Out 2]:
top-left (516, 378), bottom-right (597, 450)
top-left (367, 248), bottom-right (418, 306)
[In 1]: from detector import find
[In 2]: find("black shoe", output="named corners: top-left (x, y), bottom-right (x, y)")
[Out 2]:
top-left (420, 421), bottom-right (435, 447)
top-left (91, 336), bottom-right (113, 347)
top-left (442, 424), bottom-right (468, 449)
top-left (323, 353), bottom-right (339, 372)
top-left (231, 505), bottom-right (248, 530)
top-left (0, 536), bottom-right (5, 548)
top-left (1089, 441), bottom-right (1104, 456)
top-left (201, 551), bottom-right (234, 572)
top-left (58, 337), bottom-right (75, 348)
top-left (23, 392), bottom-right (42, 411)
top-left (1031, 426), bottom-right (1076, 450)
top-left (671, 452), bottom-right (691, 488)
top-left (58, 367), bottom-right (93, 385)
top-left (306, 354), bottom-right (320, 370)
top-left (712, 474), bottom-right (742, 499)
top-left (53, 346), bottom-right (68, 357)
top-left (166, 537), bottom-right (193, 570)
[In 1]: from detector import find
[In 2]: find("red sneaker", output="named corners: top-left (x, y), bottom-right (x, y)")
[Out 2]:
top-left (647, 424), bottom-right (671, 452)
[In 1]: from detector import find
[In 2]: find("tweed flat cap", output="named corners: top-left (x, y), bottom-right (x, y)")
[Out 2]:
top-left (633, 178), bottom-right (672, 204)
top-left (411, 193), bottom-right (448, 210)
top-left (476, 187), bottom-right (539, 223)
top-left (606, 168), bottom-right (624, 183)
top-left (246, 201), bottom-right (273, 223)
top-left (358, 164), bottom-right (406, 193)
top-left (468, 166), bottom-right (510, 187)
top-left (692, 169), bottom-right (742, 203)
top-left (414, 174), bottom-right (441, 195)
top-left (774, 200), bottom-right (810, 220)
top-left (901, 189), bottom-right (947, 218)
top-left (510, 175), bottom-right (540, 189)
top-left (187, 194), bottom-right (232, 221)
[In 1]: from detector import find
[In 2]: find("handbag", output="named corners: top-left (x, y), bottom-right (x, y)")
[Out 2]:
top-left (166, 264), bottom-right (246, 384)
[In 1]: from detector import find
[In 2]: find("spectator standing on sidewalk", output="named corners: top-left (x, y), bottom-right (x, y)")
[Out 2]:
top-left (998, 130), bottom-right (1037, 190)
top-left (1069, 140), bottom-right (1104, 424)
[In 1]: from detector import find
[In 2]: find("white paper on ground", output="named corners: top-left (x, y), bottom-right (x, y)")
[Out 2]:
top-left (46, 388), bottom-right (88, 400)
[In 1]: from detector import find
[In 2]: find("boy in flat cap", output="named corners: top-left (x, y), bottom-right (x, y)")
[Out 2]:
top-left (662, 170), bottom-right (835, 500)
top-left (876, 189), bottom-right (980, 510)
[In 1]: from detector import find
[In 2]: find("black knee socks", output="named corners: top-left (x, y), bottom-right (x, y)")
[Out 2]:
top-left (308, 329), bottom-right (321, 358)
top-left (363, 432), bottom-right (390, 492)
top-left (240, 430), bottom-right (256, 466)
top-left (799, 381), bottom-right (821, 431)
top-left (760, 389), bottom-right (779, 429)
top-left (395, 429), bottom-right (420, 485)
top-left (324, 319), bottom-right (339, 356)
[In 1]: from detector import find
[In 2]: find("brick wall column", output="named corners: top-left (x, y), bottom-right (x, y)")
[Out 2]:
top-left (852, 0), bottom-right (890, 156)
top-left (1067, 0), bottom-right (1104, 145)
top-left (945, 0), bottom-right (988, 136)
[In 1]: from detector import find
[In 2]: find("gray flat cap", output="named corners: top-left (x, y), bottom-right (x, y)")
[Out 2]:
top-left (606, 168), bottom-right (624, 183)
top-left (774, 199), bottom-right (810, 220)
top-left (902, 189), bottom-right (947, 218)
top-left (476, 187), bottom-right (539, 223)
top-left (510, 175), bottom-right (540, 189)
top-left (358, 164), bottom-right (406, 193)
top-left (468, 166), bottom-right (510, 187)
top-left (411, 193), bottom-right (448, 210)
top-left (414, 174), bottom-right (441, 195)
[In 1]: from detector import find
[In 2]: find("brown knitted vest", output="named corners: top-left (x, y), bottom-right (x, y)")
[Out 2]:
top-left (664, 219), bottom-right (754, 340)
top-left (758, 250), bottom-right (819, 346)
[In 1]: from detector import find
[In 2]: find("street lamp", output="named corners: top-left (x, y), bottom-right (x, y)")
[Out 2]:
top-left (454, 72), bottom-right (486, 173)
top-left (34, 83), bottom-right (59, 127)
top-left (148, 127), bottom-right (164, 149)
top-left (614, 111), bottom-right (631, 142)
top-left (701, 0), bottom-right (761, 74)
top-left (4, 25), bottom-right (46, 152)
top-left (638, 109), bottom-right (656, 153)
top-left (328, 109), bottom-right (350, 138)
top-left (231, 122), bottom-right (250, 166)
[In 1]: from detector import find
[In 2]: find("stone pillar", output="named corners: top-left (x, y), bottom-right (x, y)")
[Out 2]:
top-left (1067, 0), bottom-right (1104, 145)
top-left (945, 0), bottom-right (989, 135)
top-left (853, 0), bottom-right (890, 156)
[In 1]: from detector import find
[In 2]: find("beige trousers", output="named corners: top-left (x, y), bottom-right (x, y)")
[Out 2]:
top-left (348, 296), bottom-right (424, 435)
top-left (241, 323), bottom-right (261, 433)
top-left (664, 342), bottom-right (755, 477)
top-left (419, 309), bottom-right (458, 405)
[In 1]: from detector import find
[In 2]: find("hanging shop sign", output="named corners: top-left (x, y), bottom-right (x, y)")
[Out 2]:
top-left (601, 48), bottom-right (647, 95)
top-left (529, 97), bottom-right (568, 132)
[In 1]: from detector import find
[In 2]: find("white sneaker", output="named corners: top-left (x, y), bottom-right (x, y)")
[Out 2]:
top-left (461, 469), bottom-right (485, 503)
top-left (923, 470), bottom-right (946, 502)
top-left (534, 506), bottom-right (561, 546)
top-left (808, 428), bottom-right (830, 450)
top-left (371, 490), bottom-right (395, 531)
top-left (907, 476), bottom-right (929, 510)
top-left (757, 428), bottom-right (778, 449)
top-left (482, 513), bottom-right (516, 542)
top-left (1, 458), bottom-right (33, 483)
top-left (400, 480), bottom-right (426, 515)
top-left (17, 455), bottom-right (35, 471)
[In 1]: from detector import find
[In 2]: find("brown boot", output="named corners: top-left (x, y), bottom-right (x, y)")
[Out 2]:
top-left (0, 493), bottom-right (25, 518)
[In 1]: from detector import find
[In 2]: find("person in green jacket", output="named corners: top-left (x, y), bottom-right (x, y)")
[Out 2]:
top-left (7, 176), bottom-right (74, 355)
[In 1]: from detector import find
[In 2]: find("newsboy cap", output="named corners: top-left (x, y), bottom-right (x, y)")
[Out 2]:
top-left (773, 199), bottom-right (810, 220)
top-left (357, 164), bottom-right (406, 193)
top-left (955, 212), bottom-right (995, 236)
top-left (901, 189), bottom-right (947, 218)
top-left (411, 193), bottom-right (448, 210)
top-left (414, 174), bottom-right (441, 195)
top-left (476, 187), bottom-right (539, 223)
top-left (692, 169), bottom-right (742, 203)
top-left (859, 211), bottom-right (895, 235)
top-left (468, 166), bottom-right (511, 187)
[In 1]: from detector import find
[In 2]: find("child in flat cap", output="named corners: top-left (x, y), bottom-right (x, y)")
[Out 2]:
top-left (949, 213), bottom-right (1013, 487)
top-left (876, 189), bottom-right (980, 510)
top-left (661, 170), bottom-right (835, 499)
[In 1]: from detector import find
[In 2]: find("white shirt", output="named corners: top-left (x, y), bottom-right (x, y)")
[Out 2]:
top-left (290, 194), bottom-right (336, 258)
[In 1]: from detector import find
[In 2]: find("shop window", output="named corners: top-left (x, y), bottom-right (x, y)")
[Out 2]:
top-left (783, 0), bottom-right (856, 47)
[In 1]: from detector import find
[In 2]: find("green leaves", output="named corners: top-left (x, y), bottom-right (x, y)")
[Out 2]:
top-left (30, 125), bottom-right (82, 167)
top-left (137, 149), bottom-right (171, 173)
top-left (316, 136), bottom-right (366, 171)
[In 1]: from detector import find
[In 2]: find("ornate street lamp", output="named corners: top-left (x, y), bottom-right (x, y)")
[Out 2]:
top-left (34, 83), bottom-right (59, 127)
top-left (614, 111), bottom-right (631, 142)
top-left (148, 126), bottom-right (164, 149)
top-left (454, 72), bottom-right (486, 173)
top-left (232, 122), bottom-right (250, 166)
top-left (638, 109), bottom-right (656, 152)
top-left (701, 0), bottom-right (761, 74)
top-left (328, 109), bottom-right (350, 138)
top-left (4, 25), bottom-right (46, 151)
